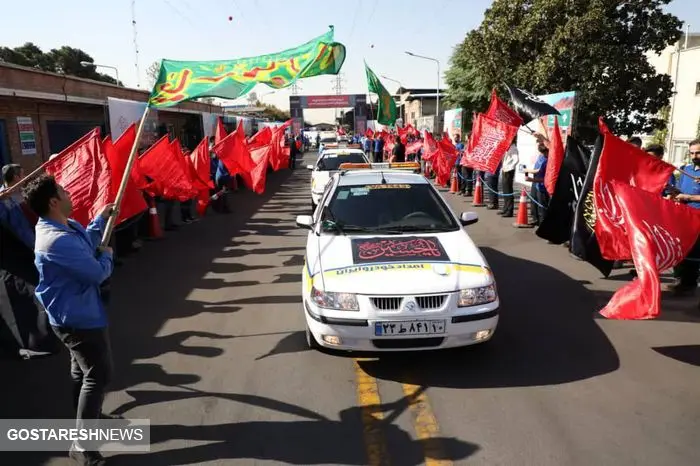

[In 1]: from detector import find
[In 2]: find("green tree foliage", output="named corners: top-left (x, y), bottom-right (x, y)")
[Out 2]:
top-left (649, 106), bottom-right (670, 145)
top-left (445, 0), bottom-right (682, 140)
top-left (255, 101), bottom-right (290, 121)
top-left (0, 42), bottom-right (123, 86)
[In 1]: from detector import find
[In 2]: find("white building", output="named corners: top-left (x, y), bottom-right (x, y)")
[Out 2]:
top-left (646, 30), bottom-right (700, 166)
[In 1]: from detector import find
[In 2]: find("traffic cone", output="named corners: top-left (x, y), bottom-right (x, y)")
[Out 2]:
top-left (147, 198), bottom-right (163, 239)
top-left (449, 168), bottom-right (459, 193)
top-left (513, 188), bottom-right (533, 228)
top-left (472, 176), bottom-right (485, 207)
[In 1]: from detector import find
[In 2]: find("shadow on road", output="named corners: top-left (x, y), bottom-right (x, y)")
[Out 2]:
top-left (357, 247), bottom-right (621, 388)
top-left (652, 345), bottom-right (700, 367)
top-left (108, 387), bottom-right (479, 465)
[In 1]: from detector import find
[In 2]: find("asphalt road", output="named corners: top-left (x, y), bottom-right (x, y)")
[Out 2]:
top-left (2, 151), bottom-right (699, 466)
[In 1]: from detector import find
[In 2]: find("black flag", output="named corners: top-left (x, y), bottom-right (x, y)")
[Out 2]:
top-left (569, 134), bottom-right (614, 278)
top-left (536, 136), bottom-right (591, 244)
top-left (506, 85), bottom-right (561, 122)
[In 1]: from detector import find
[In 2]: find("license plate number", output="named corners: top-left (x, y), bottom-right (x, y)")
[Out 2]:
top-left (374, 320), bottom-right (445, 336)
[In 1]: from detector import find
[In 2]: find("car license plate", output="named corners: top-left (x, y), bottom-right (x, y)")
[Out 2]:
top-left (374, 320), bottom-right (446, 337)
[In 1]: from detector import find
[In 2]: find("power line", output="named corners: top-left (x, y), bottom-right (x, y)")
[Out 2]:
top-left (161, 0), bottom-right (196, 27)
top-left (131, 0), bottom-right (140, 88)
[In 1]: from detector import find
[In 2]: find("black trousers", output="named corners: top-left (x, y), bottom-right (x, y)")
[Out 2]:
top-left (530, 186), bottom-right (550, 225)
top-left (487, 172), bottom-right (500, 208)
top-left (290, 151), bottom-right (297, 170)
top-left (675, 238), bottom-right (700, 288)
top-left (373, 151), bottom-right (382, 163)
top-left (180, 199), bottom-right (193, 221)
top-left (501, 170), bottom-right (515, 216)
top-left (460, 166), bottom-right (473, 195)
top-left (52, 326), bottom-right (113, 450)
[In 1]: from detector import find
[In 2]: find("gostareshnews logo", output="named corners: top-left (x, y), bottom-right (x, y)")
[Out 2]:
top-left (0, 419), bottom-right (150, 452)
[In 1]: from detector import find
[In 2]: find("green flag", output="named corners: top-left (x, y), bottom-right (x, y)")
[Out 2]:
top-left (365, 62), bottom-right (397, 126)
top-left (149, 30), bottom-right (346, 108)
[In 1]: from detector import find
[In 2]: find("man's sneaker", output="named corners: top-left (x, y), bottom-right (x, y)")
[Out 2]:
top-left (69, 444), bottom-right (105, 465)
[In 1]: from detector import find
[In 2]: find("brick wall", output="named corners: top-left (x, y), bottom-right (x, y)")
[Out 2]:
top-left (0, 63), bottom-right (223, 168)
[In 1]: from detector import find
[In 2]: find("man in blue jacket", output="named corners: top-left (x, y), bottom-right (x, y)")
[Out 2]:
top-left (23, 174), bottom-right (114, 465)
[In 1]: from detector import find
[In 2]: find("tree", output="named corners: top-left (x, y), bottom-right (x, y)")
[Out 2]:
top-left (649, 106), bottom-right (670, 145)
top-left (255, 101), bottom-right (290, 121)
top-left (0, 42), bottom-right (122, 86)
top-left (444, 0), bottom-right (682, 141)
top-left (146, 61), bottom-right (161, 87)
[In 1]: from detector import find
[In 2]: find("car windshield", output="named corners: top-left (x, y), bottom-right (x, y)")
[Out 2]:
top-left (317, 153), bottom-right (368, 171)
top-left (321, 183), bottom-right (459, 234)
top-left (320, 138), bottom-right (336, 144)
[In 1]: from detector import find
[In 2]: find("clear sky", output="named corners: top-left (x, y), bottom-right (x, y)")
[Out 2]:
top-left (0, 0), bottom-right (698, 123)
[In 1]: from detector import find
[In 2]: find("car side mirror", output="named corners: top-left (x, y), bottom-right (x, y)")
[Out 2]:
top-left (296, 215), bottom-right (314, 230)
top-left (460, 211), bottom-right (479, 226)
top-left (306, 165), bottom-right (314, 170)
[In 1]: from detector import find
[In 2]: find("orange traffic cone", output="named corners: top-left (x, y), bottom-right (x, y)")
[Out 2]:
top-left (449, 168), bottom-right (459, 193)
top-left (513, 188), bottom-right (533, 228)
top-left (147, 198), bottom-right (163, 239)
top-left (472, 176), bottom-right (485, 207)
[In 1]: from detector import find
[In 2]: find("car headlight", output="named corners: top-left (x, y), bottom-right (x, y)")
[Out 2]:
top-left (458, 284), bottom-right (497, 307)
top-left (311, 286), bottom-right (359, 311)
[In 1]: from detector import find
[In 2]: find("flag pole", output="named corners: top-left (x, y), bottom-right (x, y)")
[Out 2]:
top-left (100, 105), bottom-right (151, 247)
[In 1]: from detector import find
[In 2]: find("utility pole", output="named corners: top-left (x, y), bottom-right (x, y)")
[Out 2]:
top-left (291, 82), bottom-right (300, 95)
top-left (331, 73), bottom-right (346, 124)
top-left (131, 0), bottom-right (140, 87)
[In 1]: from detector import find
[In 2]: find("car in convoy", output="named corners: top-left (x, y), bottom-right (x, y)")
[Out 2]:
top-left (317, 132), bottom-right (338, 153)
top-left (308, 149), bottom-right (369, 211)
top-left (296, 163), bottom-right (499, 352)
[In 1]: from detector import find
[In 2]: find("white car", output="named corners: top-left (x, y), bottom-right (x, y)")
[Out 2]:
top-left (307, 148), bottom-right (369, 211)
top-left (296, 164), bottom-right (499, 352)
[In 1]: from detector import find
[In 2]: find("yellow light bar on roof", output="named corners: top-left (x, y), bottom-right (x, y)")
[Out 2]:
top-left (339, 163), bottom-right (371, 169)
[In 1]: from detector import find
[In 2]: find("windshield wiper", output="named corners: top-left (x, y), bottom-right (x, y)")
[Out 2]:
top-left (378, 225), bottom-right (455, 233)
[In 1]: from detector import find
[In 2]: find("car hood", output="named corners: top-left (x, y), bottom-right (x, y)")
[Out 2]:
top-left (308, 230), bottom-right (493, 295)
top-left (311, 171), bottom-right (332, 193)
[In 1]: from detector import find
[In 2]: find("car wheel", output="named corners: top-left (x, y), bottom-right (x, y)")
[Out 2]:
top-left (306, 324), bottom-right (320, 350)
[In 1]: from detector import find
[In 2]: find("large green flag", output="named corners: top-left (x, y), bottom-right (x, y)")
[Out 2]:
top-left (364, 62), bottom-right (397, 126)
top-left (149, 30), bottom-right (346, 108)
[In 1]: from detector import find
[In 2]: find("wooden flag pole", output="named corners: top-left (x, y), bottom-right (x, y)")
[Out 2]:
top-left (100, 106), bottom-right (151, 247)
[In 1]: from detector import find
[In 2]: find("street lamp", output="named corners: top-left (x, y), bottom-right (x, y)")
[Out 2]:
top-left (380, 75), bottom-right (404, 94)
top-left (80, 61), bottom-right (120, 84)
top-left (404, 51), bottom-right (440, 128)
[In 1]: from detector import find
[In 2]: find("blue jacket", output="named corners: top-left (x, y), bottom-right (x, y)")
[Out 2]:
top-left (34, 215), bottom-right (113, 329)
top-left (0, 196), bottom-right (35, 248)
top-left (215, 159), bottom-right (232, 185)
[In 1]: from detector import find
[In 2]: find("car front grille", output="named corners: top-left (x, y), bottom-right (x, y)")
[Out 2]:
top-left (370, 295), bottom-right (447, 311)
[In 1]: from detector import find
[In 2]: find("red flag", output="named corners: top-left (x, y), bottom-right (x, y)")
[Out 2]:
top-left (213, 124), bottom-right (255, 176)
top-left (594, 122), bottom-right (676, 260)
top-left (139, 136), bottom-right (195, 201)
top-left (45, 128), bottom-right (111, 227)
top-left (215, 117), bottom-right (227, 144)
top-left (422, 132), bottom-right (439, 162)
top-left (248, 126), bottom-right (273, 150)
top-left (406, 140), bottom-right (422, 154)
top-left (544, 118), bottom-right (565, 196)
top-left (433, 138), bottom-right (459, 186)
top-left (600, 182), bottom-right (700, 319)
top-left (187, 139), bottom-right (214, 216)
top-left (485, 89), bottom-right (524, 127)
top-left (270, 120), bottom-right (292, 170)
top-left (241, 145), bottom-right (271, 194)
top-left (464, 113), bottom-right (518, 173)
top-left (365, 128), bottom-right (374, 138)
top-left (103, 131), bottom-right (147, 225)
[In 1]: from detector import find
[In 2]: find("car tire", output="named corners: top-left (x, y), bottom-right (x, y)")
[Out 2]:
top-left (306, 324), bottom-right (320, 350)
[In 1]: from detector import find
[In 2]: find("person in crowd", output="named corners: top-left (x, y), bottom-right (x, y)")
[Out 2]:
top-left (363, 134), bottom-right (372, 158)
top-left (499, 136), bottom-right (519, 217)
top-left (458, 133), bottom-right (473, 197)
top-left (0, 164), bottom-right (36, 248)
top-left (486, 162), bottom-right (501, 211)
top-left (289, 135), bottom-right (299, 170)
top-left (179, 149), bottom-right (197, 224)
top-left (667, 139), bottom-right (700, 296)
top-left (373, 135), bottom-right (384, 163)
top-left (524, 143), bottom-right (549, 226)
top-left (628, 136), bottom-right (642, 148)
top-left (390, 135), bottom-right (406, 163)
top-left (23, 175), bottom-right (115, 465)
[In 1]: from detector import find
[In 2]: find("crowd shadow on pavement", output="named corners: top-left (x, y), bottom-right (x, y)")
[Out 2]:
top-left (0, 167), bottom-right (301, 465)
top-left (109, 386), bottom-right (479, 465)
top-left (357, 247), bottom-right (621, 388)
top-left (652, 345), bottom-right (700, 367)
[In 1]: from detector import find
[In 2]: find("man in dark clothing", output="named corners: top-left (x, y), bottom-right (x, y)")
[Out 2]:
top-left (24, 175), bottom-right (115, 465)
top-left (289, 135), bottom-right (299, 170)
top-left (391, 136), bottom-right (406, 162)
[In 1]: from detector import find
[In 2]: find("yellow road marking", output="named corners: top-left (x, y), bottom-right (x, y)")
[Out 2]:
top-left (402, 382), bottom-right (452, 466)
top-left (354, 360), bottom-right (390, 466)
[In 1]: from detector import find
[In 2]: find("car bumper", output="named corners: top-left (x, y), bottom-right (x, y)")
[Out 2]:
top-left (304, 300), bottom-right (499, 352)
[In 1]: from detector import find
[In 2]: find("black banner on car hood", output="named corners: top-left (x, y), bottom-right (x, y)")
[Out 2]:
top-left (351, 236), bottom-right (450, 264)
